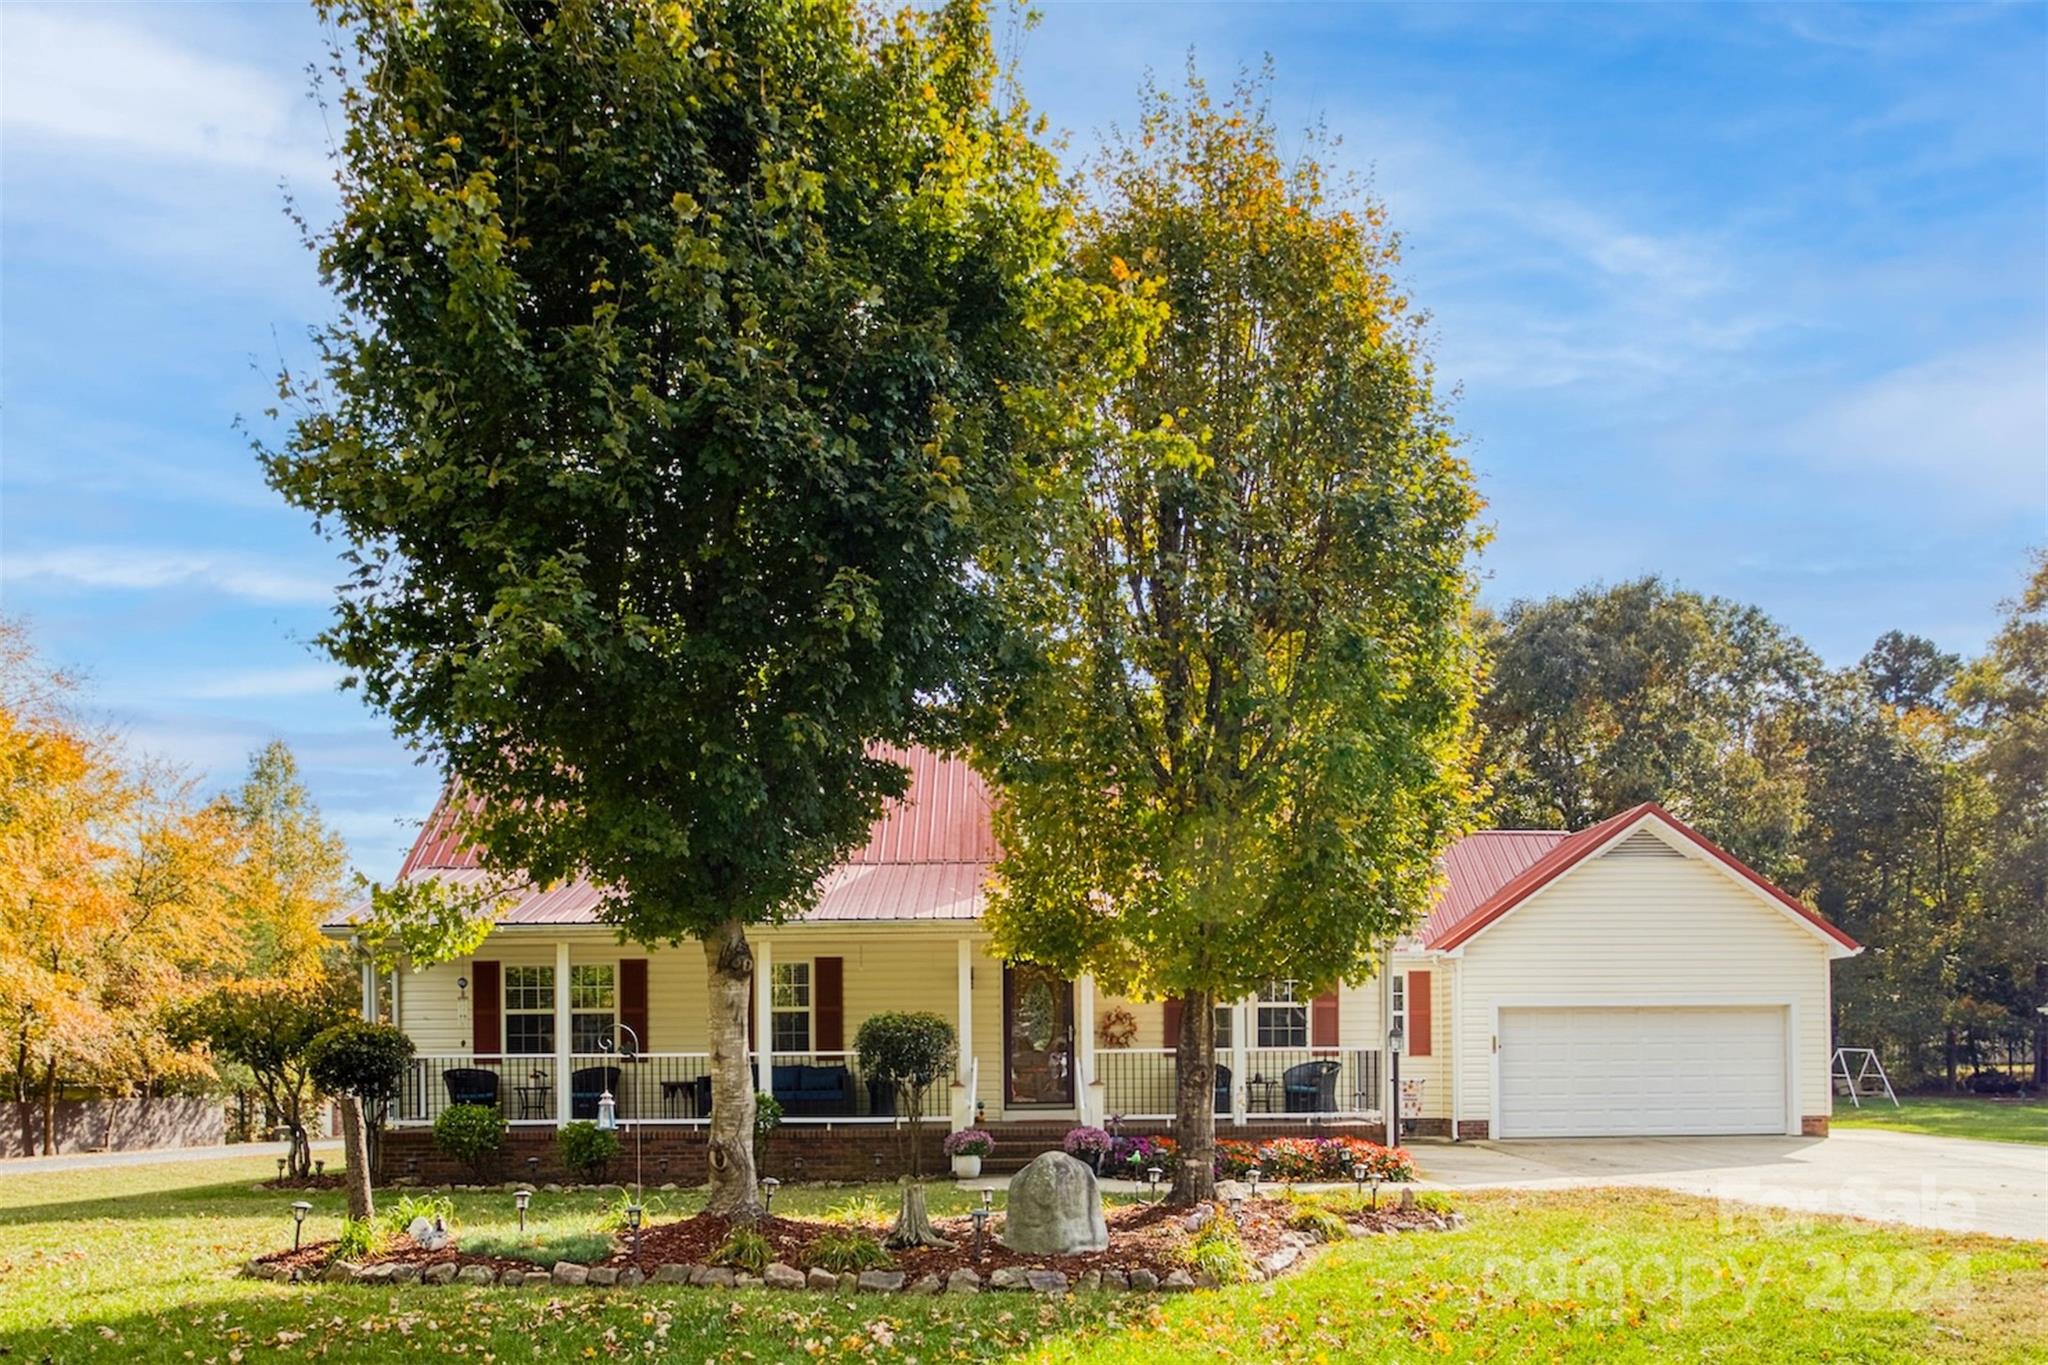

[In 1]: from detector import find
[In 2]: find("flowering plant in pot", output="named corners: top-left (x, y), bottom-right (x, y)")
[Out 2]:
top-left (943, 1128), bottom-right (994, 1178)
top-left (1062, 1125), bottom-right (1112, 1172)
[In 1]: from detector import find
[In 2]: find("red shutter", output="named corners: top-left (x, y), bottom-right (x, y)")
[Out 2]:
top-left (620, 959), bottom-right (649, 1055)
top-left (471, 960), bottom-right (500, 1059)
top-left (813, 957), bottom-right (844, 1053)
top-left (1162, 997), bottom-right (1184, 1047)
top-left (1408, 971), bottom-right (1433, 1057)
top-left (1311, 990), bottom-right (1340, 1049)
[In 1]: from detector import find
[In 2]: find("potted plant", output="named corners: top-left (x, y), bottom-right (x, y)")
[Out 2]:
top-left (944, 1128), bottom-right (993, 1179)
top-left (1063, 1125), bottom-right (1112, 1173)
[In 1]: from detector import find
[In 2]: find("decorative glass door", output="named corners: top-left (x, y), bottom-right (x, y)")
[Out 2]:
top-left (1003, 964), bottom-right (1075, 1107)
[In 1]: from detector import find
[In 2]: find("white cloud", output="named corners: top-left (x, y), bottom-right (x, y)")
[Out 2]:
top-left (1790, 341), bottom-right (2048, 497)
top-left (0, 7), bottom-right (330, 181)
top-left (185, 663), bottom-right (344, 700)
top-left (2, 546), bottom-right (334, 605)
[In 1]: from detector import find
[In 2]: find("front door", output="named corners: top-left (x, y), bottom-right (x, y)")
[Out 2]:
top-left (1003, 964), bottom-right (1075, 1107)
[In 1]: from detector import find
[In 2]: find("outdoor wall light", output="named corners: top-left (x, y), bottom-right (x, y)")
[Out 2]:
top-left (514, 1188), bottom-right (532, 1231)
top-left (290, 1201), bottom-right (312, 1252)
top-left (760, 1177), bottom-right (781, 1213)
top-left (596, 1090), bottom-right (617, 1132)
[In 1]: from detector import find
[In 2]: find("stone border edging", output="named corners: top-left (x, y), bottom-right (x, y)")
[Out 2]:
top-left (244, 1210), bottom-right (1466, 1294)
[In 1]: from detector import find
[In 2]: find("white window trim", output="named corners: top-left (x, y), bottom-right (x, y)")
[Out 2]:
top-left (1391, 974), bottom-right (1408, 1050)
top-left (1254, 980), bottom-right (1309, 1049)
top-left (568, 960), bottom-right (620, 1055)
top-left (503, 964), bottom-right (556, 1056)
top-left (771, 959), bottom-right (813, 1055)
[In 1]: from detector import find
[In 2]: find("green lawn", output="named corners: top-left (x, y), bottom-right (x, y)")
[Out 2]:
top-left (1, 1155), bottom-right (2042, 1362)
top-left (1833, 1094), bottom-right (2048, 1145)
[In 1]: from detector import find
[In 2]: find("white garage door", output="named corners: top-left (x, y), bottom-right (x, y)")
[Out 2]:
top-left (1498, 1006), bottom-right (1788, 1138)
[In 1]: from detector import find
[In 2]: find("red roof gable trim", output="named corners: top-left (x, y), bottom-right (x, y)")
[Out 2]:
top-left (1422, 802), bottom-right (1861, 955)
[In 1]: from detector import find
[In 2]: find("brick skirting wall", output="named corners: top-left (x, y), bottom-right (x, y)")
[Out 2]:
top-left (1455, 1120), bottom-right (1490, 1140)
top-left (1801, 1115), bottom-right (1829, 1137)
top-left (383, 1123), bottom-right (950, 1185)
top-left (382, 1115), bottom-right (1399, 1184)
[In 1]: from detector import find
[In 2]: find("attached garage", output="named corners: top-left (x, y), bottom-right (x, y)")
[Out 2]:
top-left (1495, 1005), bottom-right (1789, 1138)
top-left (1407, 803), bottom-right (1862, 1141)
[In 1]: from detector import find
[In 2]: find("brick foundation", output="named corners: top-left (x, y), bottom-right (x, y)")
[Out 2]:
top-left (383, 1123), bottom-right (949, 1185)
top-left (382, 1114), bottom-right (1397, 1185)
top-left (1454, 1120), bottom-right (1490, 1140)
top-left (1800, 1115), bottom-right (1829, 1137)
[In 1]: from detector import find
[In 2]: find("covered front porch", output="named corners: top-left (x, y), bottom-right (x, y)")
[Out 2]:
top-left (381, 924), bottom-right (1390, 1134)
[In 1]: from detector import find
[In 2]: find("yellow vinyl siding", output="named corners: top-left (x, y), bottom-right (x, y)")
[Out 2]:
top-left (1451, 837), bottom-right (1835, 1129)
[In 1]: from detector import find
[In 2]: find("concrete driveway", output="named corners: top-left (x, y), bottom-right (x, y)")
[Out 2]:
top-left (1412, 1130), bottom-right (2047, 1241)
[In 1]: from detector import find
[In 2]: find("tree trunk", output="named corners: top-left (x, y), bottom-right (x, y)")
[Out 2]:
top-left (1169, 988), bottom-right (1216, 1206)
top-left (339, 1094), bottom-right (374, 1222)
top-left (40, 1058), bottom-right (57, 1157)
top-left (886, 1180), bottom-right (953, 1249)
top-left (2035, 963), bottom-right (2047, 1087)
top-left (702, 919), bottom-right (762, 1220)
top-left (1945, 1026), bottom-right (1959, 1091)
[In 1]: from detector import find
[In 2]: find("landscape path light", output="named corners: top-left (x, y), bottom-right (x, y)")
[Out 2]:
top-left (625, 1203), bottom-right (643, 1261)
top-left (1247, 1166), bottom-right (1262, 1199)
top-left (969, 1205), bottom-right (990, 1259)
top-left (290, 1201), bottom-right (311, 1252)
top-left (761, 1176), bottom-right (780, 1214)
top-left (1145, 1166), bottom-right (1162, 1203)
top-left (515, 1187), bottom-right (532, 1232)
top-left (1352, 1161), bottom-right (1368, 1201)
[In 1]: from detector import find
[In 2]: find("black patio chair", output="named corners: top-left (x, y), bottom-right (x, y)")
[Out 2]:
top-left (1282, 1059), bottom-right (1341, 1113)
top-left (570, 1066), bottom-right (622, 1121)
top-left (443, 1067), bottom-right (501, 1110)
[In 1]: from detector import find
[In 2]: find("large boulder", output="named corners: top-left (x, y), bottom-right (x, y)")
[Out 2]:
top-left (1001, 1151), bottom-right (1108, 1255)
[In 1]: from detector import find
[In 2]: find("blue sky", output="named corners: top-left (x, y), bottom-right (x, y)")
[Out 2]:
top-left (2, 1), bottom-right (2043, 876)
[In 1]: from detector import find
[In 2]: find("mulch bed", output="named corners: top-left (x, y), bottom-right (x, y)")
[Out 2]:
top-left (255, 1196), bottom-right (1453, 1284)
top-left (604, 1197), bottom-right (1441, 1280)
top-left (259, 1174), bottom-right (347, 1192)
top-left (254, 1233), bottom-right (538, 1279)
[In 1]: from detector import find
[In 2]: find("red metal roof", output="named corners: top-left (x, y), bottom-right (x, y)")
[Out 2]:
top-left (359, 747), bottom-right (995, 926)
top-left (1422, 803), bottom-right (1861, 954)
top-left (359, 756), bottom-right (1856, 952)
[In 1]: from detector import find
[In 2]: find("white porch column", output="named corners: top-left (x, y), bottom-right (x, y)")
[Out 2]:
top-left (754, 938), bottom-right (774, 1085)
top-left (553, 941), bottom-right (572, 1123)
top-left (1075, 973), bottom-right (1100, 1127)
top-left (389, 969), bottom-right (402, 1031)
top-left (1229, 999), bottom-right (1250, 1126)
top-left (358, 957), bottom-right (376, 1023)
top-left (954, 939), bottom-right (975, 1129)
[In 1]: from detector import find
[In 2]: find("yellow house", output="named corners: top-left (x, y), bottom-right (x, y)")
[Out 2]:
top-left (342, 749), bottom-right (1858, 1160)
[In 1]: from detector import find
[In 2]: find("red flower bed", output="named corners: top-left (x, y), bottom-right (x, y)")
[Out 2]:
top-left (1216, 1135), bottom-right (1413, 1182)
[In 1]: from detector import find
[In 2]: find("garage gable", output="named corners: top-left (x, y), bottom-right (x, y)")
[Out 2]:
top-left (1425, 804), bottom-right (1860, 958)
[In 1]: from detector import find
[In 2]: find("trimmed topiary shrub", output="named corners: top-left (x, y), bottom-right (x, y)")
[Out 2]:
top-left (432, 1103), bottom-right (506, 1181)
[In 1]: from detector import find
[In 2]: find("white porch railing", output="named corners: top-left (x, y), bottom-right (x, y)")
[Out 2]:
top-left (394, 1051), bottom-right (949, 1126)
top-left (1096, 1047), bottom-right (1384, 1123)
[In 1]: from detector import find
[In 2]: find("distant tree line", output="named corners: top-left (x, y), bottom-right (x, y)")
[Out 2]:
top-left (1476, 554), bottom-right (2047, 1088)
